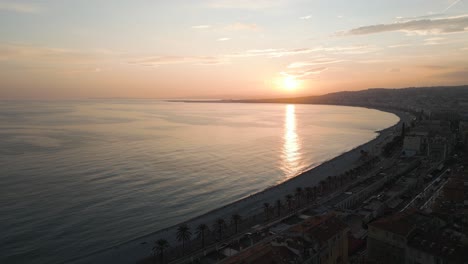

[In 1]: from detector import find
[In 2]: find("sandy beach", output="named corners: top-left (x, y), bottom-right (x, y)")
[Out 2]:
top-left (69, 107), bottom-right (410, 264)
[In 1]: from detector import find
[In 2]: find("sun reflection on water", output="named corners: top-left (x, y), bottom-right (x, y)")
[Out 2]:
top-left (281, 104), bottom-right (302, 177)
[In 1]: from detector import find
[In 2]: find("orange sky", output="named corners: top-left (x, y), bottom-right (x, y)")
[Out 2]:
top-left (1, 0), bottom-right (468, 99)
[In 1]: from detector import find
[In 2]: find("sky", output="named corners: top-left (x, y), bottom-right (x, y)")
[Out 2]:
top-left (1, 0), bottom-right (468, 99)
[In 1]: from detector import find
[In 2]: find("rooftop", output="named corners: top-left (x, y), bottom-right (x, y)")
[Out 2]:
top-left (221, 242), bottom-right (298, 264)
top-left (407, 228), bottom-right (468, 262)
top-left (369, 210), bottom-right (438, 237)
top-left (288, 213), bottom-right (348, 244)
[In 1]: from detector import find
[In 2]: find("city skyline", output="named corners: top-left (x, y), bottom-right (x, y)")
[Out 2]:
top-left (1, 0), bottom-right (468, 99)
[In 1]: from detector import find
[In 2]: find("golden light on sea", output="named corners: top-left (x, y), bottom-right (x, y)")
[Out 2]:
top-left (281, 104), bottom-right (302, 178)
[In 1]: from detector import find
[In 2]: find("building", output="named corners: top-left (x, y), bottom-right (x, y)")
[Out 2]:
top-left (221, 242), bottom-right (299, 264)
top-left (367, 210), bottom-right (445, 264)
top-left (403, 135), bottom-right (425, 157)
top-left (367, 210), bottom-right (468, 264)
top-left (221, 213), bottom-right (349, 264)
top-left (406, 228), bottom-right (467, 264)
top-left (287, 213), bottom-right (349, 264)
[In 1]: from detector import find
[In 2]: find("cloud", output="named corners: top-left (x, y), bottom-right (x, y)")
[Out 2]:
top-left (206, 0), bottom-right (284, 10)
top-left (228, 48), bottom-right (310, 58)
top-left (300, 15), bottom-right (312, 20)
top-left (420, 65), bottom-right (451, 70)
top-left (0, 44), bottom-right (98, 63)
top-left (224, 22), bottom-right (259, 31)
top-left (191, 25), bottom-right (212, 29)
top-left (217, 37), bottom-right (231, 41)
top-left (128, 56), bottom-right (225, 66)
top-left (281, 67), bottom-right (328, 79)
top-left (229, 45), bottom-right (377, 58)
top-left (388, 43), bottom-right (413, 48)
top-left (340, 15), bottom-right (468, 36)
top-left (424, 37), bottom-right (446, 45)
top-left (389, 68), bottom-right (400, 73)
top-left (433, 68), bottom-right (468, 81)
top-left (0, 1), bottom-right (41, 13)
top-left (287, 58), bottom-right (344, 68)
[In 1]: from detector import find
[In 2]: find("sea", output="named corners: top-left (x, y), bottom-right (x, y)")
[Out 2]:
top-left (0, 100), bottom-right (399, 264)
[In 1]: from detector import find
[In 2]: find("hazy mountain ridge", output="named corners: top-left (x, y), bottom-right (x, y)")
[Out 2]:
top-left (233, 85), bottom-right (468, 117)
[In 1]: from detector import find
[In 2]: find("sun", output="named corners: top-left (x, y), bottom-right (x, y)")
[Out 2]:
top-left (283, 76), bottom-right (299, 90)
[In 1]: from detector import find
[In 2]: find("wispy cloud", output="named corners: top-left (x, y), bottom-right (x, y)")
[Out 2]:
top-left (0, 44), bottom-right (98, 62)
top-left (424, 37), bottom-right (446, 45)
top-left (0, 1), bottom-right (41, 13)
top-left (224, 22), bottom-right (259, 31)
top-left (217, 37), bottom-right (230, 41)
top-left (206, 0), bottom-right (284, 10)
top-left (388, 43), bottom-right (413, 48)
top-left (228, 48), bottom-right (310, 58)
top-left (280, 67), bottom-right (328, 79)
top-left (433, 67), bottom-right (468, 81)
top-left (128, 56), bottom-right (225, 66)
top-left (287, 58), bottom-right (344, 68)
top-left (191, 25), bottom-right (212, 29)
top-left (299, 15), bottom-right (312, 20)
top-left (229, 45), bottom-right (377, 58)
top-left (420, 65), bottom-right (450, 70)
top-left (340, 15), bottom-right (468, 36)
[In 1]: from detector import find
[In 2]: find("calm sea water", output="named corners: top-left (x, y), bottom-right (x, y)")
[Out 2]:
top-left (0, 100), bottom-right (398, 263)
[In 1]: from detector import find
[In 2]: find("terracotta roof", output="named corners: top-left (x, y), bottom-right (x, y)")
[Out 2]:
top-left (288, 213), bottom-right (348, 244)
top-left (288, 213), bottom-right (334, 233)
top-left (222, 243), bottom-right (297, 264)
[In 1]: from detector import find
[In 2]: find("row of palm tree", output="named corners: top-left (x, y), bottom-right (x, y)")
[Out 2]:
top-left (260, 154), bottom-right (383, 220)
top-left (153, 239), bottom-right (170, 264)
top-left (152, 213), bottom-right (245, 263)
top-left (151, 152), bottom-right (383, 263)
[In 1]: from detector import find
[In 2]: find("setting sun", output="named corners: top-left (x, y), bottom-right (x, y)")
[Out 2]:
top-left (283, 76), bottom-right (299, 90)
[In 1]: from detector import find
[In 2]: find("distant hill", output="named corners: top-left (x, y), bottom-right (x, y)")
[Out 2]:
top-left (232, 85), bottom-right (468, 117)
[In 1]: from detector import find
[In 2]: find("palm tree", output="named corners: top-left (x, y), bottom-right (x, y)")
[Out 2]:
top-left (326, 176), bottom-right (333, 190)
top-left (214, 218), bottom-right (226, 239)
top-left (263, 202), bottom-right (271, 220)
top-left (231, 214), bottom-right (241, 234)
top-left (176, 224), bottom-right (192, 252)
top-left (275, 199), bottom-right (282, 217)
top-left (295, 187), bottom-right (303, 208)
top-left (338, 175), bottom-right (344, 187)
top-left (196, 223), bottom-right (208, 249)
top-left (285, 194), bottom-right (293, 212)
top-left (305, 187), bottom-right (312, 203)
top-left (153, 239), bottom-right (170, 264)
top-left (312, 186), bottom-right (318, 200)
top-left (319, 180), bottom-right (326, 193)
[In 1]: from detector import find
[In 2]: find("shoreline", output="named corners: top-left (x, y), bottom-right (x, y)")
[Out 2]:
top-left (70, 106), bottom-right (409, 264)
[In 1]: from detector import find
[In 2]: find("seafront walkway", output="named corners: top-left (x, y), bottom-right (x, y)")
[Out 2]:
top-left (164, 152), bottom-right (401, 264)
